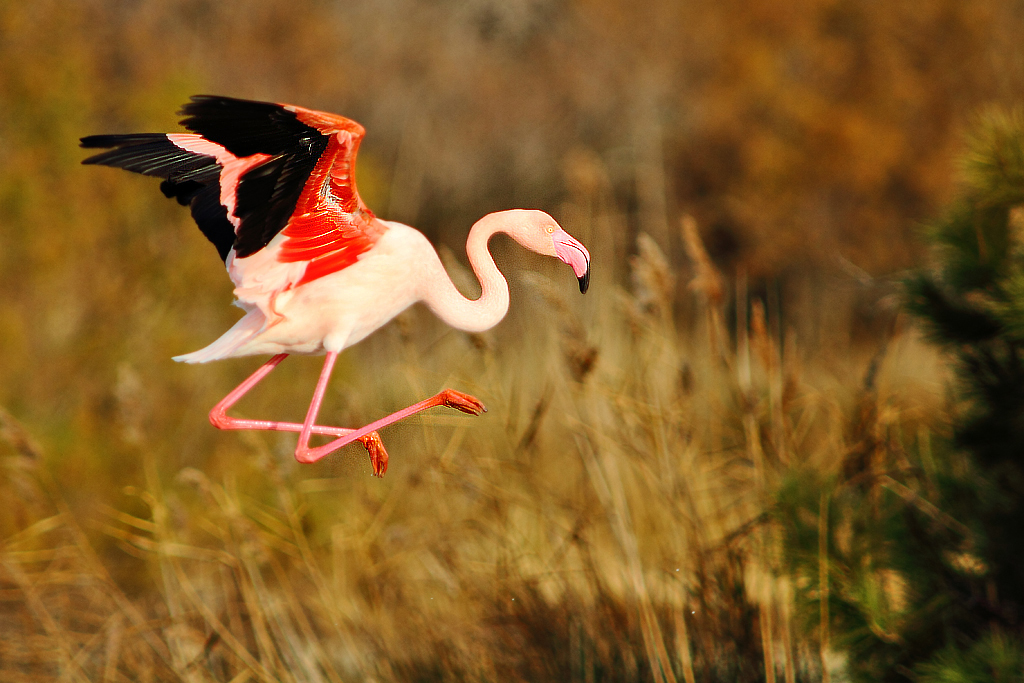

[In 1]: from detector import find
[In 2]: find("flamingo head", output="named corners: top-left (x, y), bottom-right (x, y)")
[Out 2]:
top-left (500, 210), bottom-right (591, 293)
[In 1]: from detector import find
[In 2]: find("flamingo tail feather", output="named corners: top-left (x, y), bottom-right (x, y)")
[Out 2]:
top-left (173, 308), bottom-right (266, 363)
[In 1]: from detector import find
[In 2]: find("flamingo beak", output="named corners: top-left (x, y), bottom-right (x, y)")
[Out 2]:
top-left (553, 229), bottom-right (591, 294)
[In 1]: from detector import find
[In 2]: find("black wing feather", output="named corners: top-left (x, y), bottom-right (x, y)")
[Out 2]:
top-left (82, 134), bottom-right (214, 179)
top-left (178, 96), bottom-right (317, 157)
top-left (188, 184), bottom-right (234, 261)
top-left (81, 134), bottom-right (235, 260)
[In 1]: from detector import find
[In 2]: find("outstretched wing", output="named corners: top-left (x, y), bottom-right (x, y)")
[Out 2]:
top-left (81, 96), bottom-right (386, 291)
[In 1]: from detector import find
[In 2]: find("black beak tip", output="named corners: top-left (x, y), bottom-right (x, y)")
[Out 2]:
top-left (578, 266), bottom-right (591, 294)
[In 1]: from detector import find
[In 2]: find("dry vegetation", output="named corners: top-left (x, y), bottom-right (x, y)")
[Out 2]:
top-left (0, 0), bottom-right (1019, 680)
top-left (0, 224), bottom-right (948, 681)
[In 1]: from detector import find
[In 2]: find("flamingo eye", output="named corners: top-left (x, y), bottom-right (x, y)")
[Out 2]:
top-left (546, 226), bottom-right (554, 234)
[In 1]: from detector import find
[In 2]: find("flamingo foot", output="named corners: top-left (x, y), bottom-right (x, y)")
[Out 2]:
top-left (440, 389), bottom-right (487, 416)
top-left (359, 431), bottom-right (389, 477)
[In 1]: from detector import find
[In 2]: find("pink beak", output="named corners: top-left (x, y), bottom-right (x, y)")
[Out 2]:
top-left (553, 229), bottom-right (591, 293)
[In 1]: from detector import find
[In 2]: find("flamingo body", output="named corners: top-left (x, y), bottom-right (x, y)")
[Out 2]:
top-left (81, 95), bottom-right (591, 476)
top-left (181, 220), bottom-right (433, 361)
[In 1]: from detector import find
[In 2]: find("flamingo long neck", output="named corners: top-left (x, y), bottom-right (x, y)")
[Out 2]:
top-left (423, 216), bottom-right (510, 333)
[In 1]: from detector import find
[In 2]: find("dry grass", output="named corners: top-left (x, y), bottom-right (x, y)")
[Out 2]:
top-left (0, 209), bottom-right (947, 681)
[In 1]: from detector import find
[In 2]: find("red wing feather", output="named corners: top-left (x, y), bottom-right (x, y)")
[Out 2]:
top-left (277, 106), bottom-right (385, 285)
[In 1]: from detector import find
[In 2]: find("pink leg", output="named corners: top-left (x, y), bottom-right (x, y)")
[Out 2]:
top-left (208, 353), bottom-right (487, 476)
top-left (210, 354), bottom-right (347, 435)
top-left (209, 353), bottom-right (390, 475)
top-left (290, 352), bottom-right (487, 465)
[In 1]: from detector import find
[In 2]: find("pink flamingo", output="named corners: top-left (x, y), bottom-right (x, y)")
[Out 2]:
top-left (81, 96), bottom-right (590, 476)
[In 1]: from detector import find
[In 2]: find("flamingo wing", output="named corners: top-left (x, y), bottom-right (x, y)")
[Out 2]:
top-left (81, 96), bottom-right (385, 289)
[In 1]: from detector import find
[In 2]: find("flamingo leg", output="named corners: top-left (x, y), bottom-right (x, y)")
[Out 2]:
top-left (208, 353), bottom-right (390, 475)
top-left (208, 353), bottom-right (486, 476)
top-left (291, 352), bottom-right (487, 466)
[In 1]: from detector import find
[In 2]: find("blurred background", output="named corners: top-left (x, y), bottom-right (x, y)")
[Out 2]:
top-left (3, 1), bottom-right (1024, 681)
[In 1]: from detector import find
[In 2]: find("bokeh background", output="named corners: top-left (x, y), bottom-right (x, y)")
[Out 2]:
top-left (2, 1), bottom-right (1024, 681)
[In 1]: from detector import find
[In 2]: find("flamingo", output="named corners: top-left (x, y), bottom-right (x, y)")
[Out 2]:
top-left (81, 95), bottom-right (590, 477)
